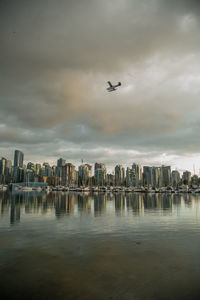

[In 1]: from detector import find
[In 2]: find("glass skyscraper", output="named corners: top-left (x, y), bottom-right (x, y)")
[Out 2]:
top-left (14, 150), bottom-right (24, 168)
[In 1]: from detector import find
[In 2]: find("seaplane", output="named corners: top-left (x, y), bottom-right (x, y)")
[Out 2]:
top-left (107, 81), bottom-right (121, 92)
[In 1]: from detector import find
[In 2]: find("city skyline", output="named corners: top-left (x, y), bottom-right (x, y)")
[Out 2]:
top-left (0, 149), bottom-right (198, 175)
top-left (0, 148), bottom-right (200, 175)
top-left (1, 1), bottom-right (200, 174)
top-left (1, 149), bottom-right (197, 188)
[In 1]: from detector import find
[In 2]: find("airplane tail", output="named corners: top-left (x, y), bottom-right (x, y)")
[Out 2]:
top-left (118, 82), bottom-right (121, 86)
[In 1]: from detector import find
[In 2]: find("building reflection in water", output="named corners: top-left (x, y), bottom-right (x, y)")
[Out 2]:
top-left (94, 193), bottom-right (106, 216)
top-left (77, 193), bottom-right (91, 214)
top-left (10, 199), bottom-right (20, 224)
top-left (142, 193), bottom-right (173, 215)
top-left (0, 191), bottom-right (10, 216)
top-left (126, 193), bottom-right (143, 215)
top-left (114, 193), bottom-right (125, 214)
top-left (0, 191), bottom-right (200, 225)
top-left (54, 192), bottom-right (75, 217)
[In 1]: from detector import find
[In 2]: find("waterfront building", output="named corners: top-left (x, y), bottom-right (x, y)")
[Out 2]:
top-left (35, 164), bottom-right (41, 175)
top-left (25, 169), bottom-right (35, 183)
top-left (62, 163), bottom-right (77, 186)
top-left (52, 165), bottom-right (57, 176)
top-left (191, 174), bottom-right (199, 187)
top-left (39, 166), bottom-right (46, 177)
top-left (143, 166), bottom-right (153, 187)
top-left (78, 164), bottom-right (92, 186)
top-left (126, 167), bottom-right (132, 187)
top-left (171, 170), bottom-right (180, 187)
top-left (182, 171), bottom-right (191, 186)
top-left (4, 160), bottom-right (12, 183)
top-left (43, 162), bottom-right (53, 177)
top-left (13, 167), bottom-right (25, 183)
top-left (0, 157), bottom-right (7, 184)
top-left (95, 163), bottom-right (105, 171)
top-left (27, 162), bottom-right (35, 170)
top-left (14, 150), bottom-right (24, 168)
top-left (94, 163), bottom-right (107, 186)
top-left (132, 163), bottom-right (142, 187)
top-left (5, 160), bottom-right (12, 175)
top-left (115, 165), bottom-right (125, 186)
top-left (151, 167), bottom-right (161, 188)
top-left (57, 158), bottom-right (66, 167)
top-left (107, 173), bottom-right (115, 186)
top-left (47, 176), bottom-right (57, 186)
top-left (161, 165), bottom-right (171, 186)
top-left (56, 158), bottom-right (66, 179)
top-left (0, 157), bottom-right (6, 176)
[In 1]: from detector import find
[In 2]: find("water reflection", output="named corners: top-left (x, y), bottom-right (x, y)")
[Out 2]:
top-left (126, 193), bottom-right (143, 215)
top-left (0, 191), bottom-right (200, 225)
top-left (78, 194), bottom-right (91, 214)
top-left (94, 193), bottom-right (106, 216)
top-left (115, 193), bottom-right (125, 214)
top-left (54, 193), bottom-right (75, 217)
top-left (10, 200), bottom-right (20, 224)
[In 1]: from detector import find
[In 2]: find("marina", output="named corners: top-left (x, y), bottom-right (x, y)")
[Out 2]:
top-left (5, 184), bottom-right (200, 194)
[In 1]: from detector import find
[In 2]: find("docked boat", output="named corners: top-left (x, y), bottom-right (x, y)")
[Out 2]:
top-left (125, 188), bottom-right (133, 192)
top-left (0, 185), bottom-right (8, 191)
top-left (35, 187), bottom-right (42, 192)
top-left (82, 187), bottom-right (90, 192)
top-left (22, 186), bottom-right (33, 191)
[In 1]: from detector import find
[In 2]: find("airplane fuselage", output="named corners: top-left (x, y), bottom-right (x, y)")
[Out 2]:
top-left (107, 81), bottom-right (121, 92)
top-left (107, 87), bottom-right (117, 92)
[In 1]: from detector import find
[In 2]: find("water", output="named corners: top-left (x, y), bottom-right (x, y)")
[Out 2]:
top-left (1, 191), bottom-right (200, 299)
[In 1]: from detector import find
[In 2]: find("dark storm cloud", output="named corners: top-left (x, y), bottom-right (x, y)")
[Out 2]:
top-left (162, 0), bottom-right (200, 14)
top-left (1, 0), bottom-right (200, 168)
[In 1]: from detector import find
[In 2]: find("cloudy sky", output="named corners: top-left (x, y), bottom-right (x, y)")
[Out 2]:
top-left (1, 0), bottom-right (200, 173)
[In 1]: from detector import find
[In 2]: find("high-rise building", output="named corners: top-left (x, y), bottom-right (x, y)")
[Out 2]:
top-left (14, 150), bottom-right (24, 168)
top-left (0, 157), bottom-right (7, 184)
top-left (35, 164), bottom-right (41, 175)
top-left (13, 167), bottom-right (25, 182)
top-left (39, 166), bottom-right (46, 177)
top-left (115, 165), bottom-right (125, 186)
top-left (191, 174), bottom-right (199, 187)
top-left (151, 167), bottom-right (161, 188)
top-left (94, 163), bottom-right (107, 186)
top-left (126, 167), bottom-right (132, 187)
top-left (78, 164), bottom-right (92, 186)
top-left (171, 170), bottom-right (180, 187)
top-left (143, 166), bottom-right (153, 187)
top-left (0, 157), bottom-right (6, 176)
top-left (52, 165), bottom-right (57, 176)
top-left (160, 165), bottom-right (171, 186)
top-left (94, 162), bottom-right (106, 171)
top-left (62, 163), bottom-right (77, 186)
top-left (107, 173), bottom-right (115, 186)
top-left (56, 158), bottom-right (66, 178)
top-left (182, 171), bottom-right (191, 186)
top-left (25, 169), bottom-right (35, 182)
top-left (57, 158), bottom-right (66, 168)
top-left (27, 162), bottom-right (35, 170)
top-left (132, 163), bottom-right (142, 187)
top-left (5, 160), bottom-right (12, 174)
top-left (42, 162), bottom-right (53, 177)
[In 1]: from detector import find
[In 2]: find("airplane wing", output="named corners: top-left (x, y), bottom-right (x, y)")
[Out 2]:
top-left (107, 81), bottom-right (113, 87)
